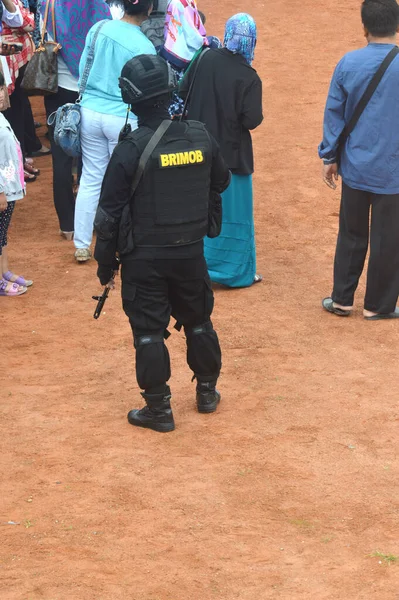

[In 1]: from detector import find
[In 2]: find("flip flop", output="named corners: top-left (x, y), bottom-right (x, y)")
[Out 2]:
top-left (3, 270), bottom-right (33, 287)
top-left (253, 274), bottom-right (263, 284)
top-left (24, 171), bottom-right (37, 183)
top-left (24, 162), bottom-right (40, 176)
top-left (322, 297), bottom-right (352, 317)
top-left (0, 278), bottom-right (27, 296)
top-left (364, 307), bottom-right (399, 320)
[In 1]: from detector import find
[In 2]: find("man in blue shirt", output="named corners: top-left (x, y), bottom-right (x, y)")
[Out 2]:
top-left (319, 0), bottom-right (399, 320)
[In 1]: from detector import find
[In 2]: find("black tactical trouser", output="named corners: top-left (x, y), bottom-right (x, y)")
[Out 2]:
top-left (121, 251), bottom-right (222, 394)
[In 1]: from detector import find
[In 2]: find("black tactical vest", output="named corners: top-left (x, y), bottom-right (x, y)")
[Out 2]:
top-left (129, 121), bottom-right (212, 248)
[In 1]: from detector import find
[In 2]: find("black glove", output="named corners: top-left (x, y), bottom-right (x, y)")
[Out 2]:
top-left (97, 257), bottom-right (119, 286)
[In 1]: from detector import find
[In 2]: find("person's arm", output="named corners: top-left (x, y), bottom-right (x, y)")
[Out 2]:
top-left (2, 1), bottom-right (23, 27)
top-left (241, 76), bottom-right (263, 131)
top-left (2, 0), bottom-right (17, 12)
top-left (209, 133), bottom-right (231, 193)
top-left (17, 2), bottom-right (34, 31)
top-left (94, 139), bottom-right (139, 284)
top-left (318, 60), bottom-right (346, 189)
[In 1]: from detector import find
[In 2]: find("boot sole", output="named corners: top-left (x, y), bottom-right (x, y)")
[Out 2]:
top-left (197, 405), bottom-right (218, 414)
top-left (127, 417), bottom-right (175, 433)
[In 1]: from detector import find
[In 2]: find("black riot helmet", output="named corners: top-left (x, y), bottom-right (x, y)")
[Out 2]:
top-left (119, 54), bottom-right (177, 107)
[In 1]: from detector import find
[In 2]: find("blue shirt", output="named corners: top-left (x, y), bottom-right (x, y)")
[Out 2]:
top-left (79, 20), bottom-right (156, 119)
top-left (319, 43), bottom-right (399, 194)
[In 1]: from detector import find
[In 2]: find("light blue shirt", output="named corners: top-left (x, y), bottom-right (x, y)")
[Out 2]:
top-left (319, 43), bottom-right (399, 195)
top-left (79, 20), bottom-right (156, 119)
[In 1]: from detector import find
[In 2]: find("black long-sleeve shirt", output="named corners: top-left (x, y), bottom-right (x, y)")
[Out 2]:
top-left (94, 114), bottom-right (230, 266)
top-left (180, 48), bottom-right (263, 175)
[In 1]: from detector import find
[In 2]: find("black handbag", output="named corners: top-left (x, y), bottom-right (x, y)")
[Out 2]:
top-left (21, 0), bottom-right (61, 96)
top-left (337, 46), bottom-right (399, 164)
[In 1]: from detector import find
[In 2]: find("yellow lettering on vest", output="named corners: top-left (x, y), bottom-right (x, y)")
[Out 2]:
top-left (179, 152), bottom-right (189, 165)
top-left (160, 150), bottom-right (205, 167)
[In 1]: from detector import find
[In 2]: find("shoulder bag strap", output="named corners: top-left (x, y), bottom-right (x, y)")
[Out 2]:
top-left (40, 0), bottom-right (51, 46)
top-left (50, 0), bottom-right (57, 43)
top-left (131, 120), bottom-right (173, 197)
top-left (78, 20), bottom-right (108, 99)
top-left (342, 46), bottom-right (399, 142)
top-left (179, 47), bottom-right (210, 121)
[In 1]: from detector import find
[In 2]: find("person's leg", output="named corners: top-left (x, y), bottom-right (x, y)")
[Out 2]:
top-left (0, 202), bottom-right (25, 295)
top-left (2, 244), bottom-right (33, 286)
top-left (121, 256), bottom-right (175, 432)
top-left (168, 254), bottom-right (222, 412)
top-left (330, 182), bottom-right (371, 310)
top-left (363, 192), bottom-right (399, 316)
top-left (74, 108), bottom-right (111, 256)
top-left (0, 202), bottom-right (15, 275)
top-left (23, 93), bottom-right (43, 156)
top-left (45, 88), bottom-right (78, 234)
top-left (4, 68), bottom-right (26, 159)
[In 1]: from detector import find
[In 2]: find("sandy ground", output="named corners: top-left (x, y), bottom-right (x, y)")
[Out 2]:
top-left (1, 1), bottom-right (399, 598)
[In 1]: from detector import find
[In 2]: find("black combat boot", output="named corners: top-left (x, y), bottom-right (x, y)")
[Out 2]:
top-left (196, 377), bottom-right (221, 413)
top-left (127, 386), bottom-right (175, 432)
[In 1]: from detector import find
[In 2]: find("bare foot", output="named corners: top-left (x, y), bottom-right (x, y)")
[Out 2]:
top-left (333, 302), bottom-right (353, 311)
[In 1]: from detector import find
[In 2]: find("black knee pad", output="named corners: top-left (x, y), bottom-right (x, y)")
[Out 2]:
top-left (133, 331), bottom-right (171, 391)
top-left (134, 333), bottom-right (165, 349)
top-left (184, 321), bottom-right (215, 338)
top-left (184, 321), bottom-right (222, 379)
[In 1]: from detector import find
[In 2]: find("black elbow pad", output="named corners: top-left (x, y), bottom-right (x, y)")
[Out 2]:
top-left (94, 206), bottom-right (118, 240)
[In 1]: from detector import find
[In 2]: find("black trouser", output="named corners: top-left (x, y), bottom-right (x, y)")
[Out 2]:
top-left (121, 251), bottom-right (222, 394)
top-left (332, 182), bottom-right (399, 313)
top-left (45, 87), bottom-right (79, 232)
top-left (3, 64), bottom-right (41, 160)
top-left (24, 93), bottom-right (42, 156)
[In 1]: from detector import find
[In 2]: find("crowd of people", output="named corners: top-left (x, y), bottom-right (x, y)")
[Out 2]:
top-left (2, 0), bottom-right (399, 431)
top-left (0, 0), bottom-right (264, 298)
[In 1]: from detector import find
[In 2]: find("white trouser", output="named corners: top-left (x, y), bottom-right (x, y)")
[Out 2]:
top-left (74, 107), bottom-right (137, 249)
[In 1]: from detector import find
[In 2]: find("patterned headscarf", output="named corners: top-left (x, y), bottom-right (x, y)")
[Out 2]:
top-left (163, 0), bottom-right (208, 67)
top-left (224, 13), bottom-right (257, 66)
top-left (39, 0), bottom-right (111, 79)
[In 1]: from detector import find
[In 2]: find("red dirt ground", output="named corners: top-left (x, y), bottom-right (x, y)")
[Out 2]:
top-left (2, 1), bottom-right (399, 598)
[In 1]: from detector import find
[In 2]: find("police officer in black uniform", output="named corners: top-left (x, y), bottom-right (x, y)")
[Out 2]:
top-left (94, 54), bottom-right (231, 433)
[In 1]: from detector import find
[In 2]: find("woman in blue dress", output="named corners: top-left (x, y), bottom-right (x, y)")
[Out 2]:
top-left (182, 13), bottom-right (263, 287)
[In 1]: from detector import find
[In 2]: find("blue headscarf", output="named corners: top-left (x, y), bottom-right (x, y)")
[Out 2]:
top-left (224, 13), bottom-right (257, 66)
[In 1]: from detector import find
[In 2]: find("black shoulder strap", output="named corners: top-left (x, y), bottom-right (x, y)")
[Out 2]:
top-left (180, 47), bottom-right (210, 121)
top-left (130, 120), bottom-right (172, 197)
top-left (342, 46), bottom-right (399, 141)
